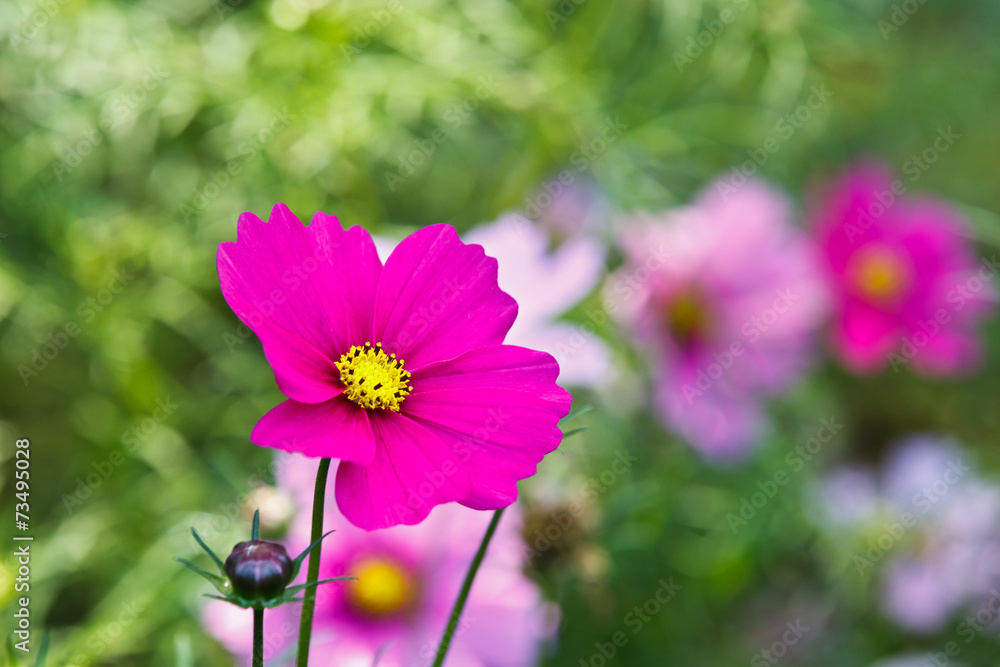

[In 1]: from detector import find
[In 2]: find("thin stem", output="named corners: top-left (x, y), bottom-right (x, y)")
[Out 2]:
top-left (431, 508), bottom-right (506, 667)
top-left (253, 607), bottom-right (264, 667)
top-left (296, 457), bottom-right (331, 667)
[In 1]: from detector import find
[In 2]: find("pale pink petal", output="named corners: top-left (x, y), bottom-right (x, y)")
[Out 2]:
top-left (372, 224), bottom-right (517, 370)
top-left (465, 215), bottom-right (605, 327)
top-left (460, 570), bottom-right (552, 667)
top-left (404, 345), bottom-right (571, 509)
top-left (512, 323), bottom-right (614, 389)
top-left (251, 397), bottom-right (376, 464)
top-left (660, 368), bottom-right (766, 460)
top-left (883, 560), bottom-right (959, 633)
top-left (217, 204), bottom-right (381, 402)
top-left (201, 601), bottom-right (296, 664)
top-left (335, 411), bottom-right (471, 530)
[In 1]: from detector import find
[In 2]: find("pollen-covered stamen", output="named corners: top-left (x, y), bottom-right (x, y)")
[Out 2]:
top-left (849, 244), bottom-right (912, 304)
top-left (347, 557), bottom-right (415, 617)
top-left (336, 342), bottom-right (412, 411)
top-left (665, 290), bottom-right (712, 348)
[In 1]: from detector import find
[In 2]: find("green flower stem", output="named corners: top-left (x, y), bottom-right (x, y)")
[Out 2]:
top-left (431, 508), bottom-right (506, 667)
top-left (253, 607), bottom-right (264, 667)
top-left (296, 457), bottom-right (331, 667)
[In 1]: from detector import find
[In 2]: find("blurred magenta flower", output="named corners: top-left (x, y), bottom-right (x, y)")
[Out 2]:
top-left (607, 179), bottom-right (827, 459)
top-left (818, 437), bottom-right (1000, 634)
top-left (203, 456), bottom-right (557, 666)
top-left (218, 204), bottom-right (571, 530)
top-left (814, 162), bottom-right (995, 374)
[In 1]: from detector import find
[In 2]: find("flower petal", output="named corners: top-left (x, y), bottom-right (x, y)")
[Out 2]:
top-left (906, 330), bottom-right (981, 376)
top-left (511, 323), bottom-right (613, 389)
top-left (404, 345), bottom-right (571, 510)
top-left (658, 370), bottom-right (766, 460)
top-left (217, 204), bottom-right (381, 402)
top-left (372, 224), bottom-right (517, 370)
top-left (335, 411), bottom-right (471, 530)
top-left (835, 298), bottom-right (899, 372)
top-left (251, 397), bottom-right (376, 464)
top-left (464, 215), bottom-right (605, 328)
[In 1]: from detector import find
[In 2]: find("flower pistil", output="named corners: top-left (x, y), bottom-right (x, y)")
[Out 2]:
top-left (849, 244), bottom-right (911, 304)
top-left (347, 557), bottom-right (415, 617)
top-left (336, 342), bottom-right (413, 411)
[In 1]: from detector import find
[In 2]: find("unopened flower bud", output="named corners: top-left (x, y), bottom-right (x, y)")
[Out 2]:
top-left (224, 540), bottom-right (294, 602)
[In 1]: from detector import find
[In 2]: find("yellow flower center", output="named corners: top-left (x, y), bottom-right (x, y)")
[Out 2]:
top-left (347, 558), bottom-right (415, 617)
top-left (666, 291), bottom-right (711, 346)
top-left (336, 342), bottom-right (412, 411)
top-left (850, 245), bottom-right (910, 303)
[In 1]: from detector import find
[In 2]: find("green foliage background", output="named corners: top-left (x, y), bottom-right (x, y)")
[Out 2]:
top-left (2, 0), bottom-right (1000, 664)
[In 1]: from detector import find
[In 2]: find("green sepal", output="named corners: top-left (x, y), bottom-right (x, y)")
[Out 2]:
top-left (561, 404), bottom-right (592, 424)
top-left (290, 530), bottom-right (335, 580)
top-left (174, 557), bottom-right (230, 596)
top-left (561, 425), bottom-right (589, 439)
top-left (559, 404), bottom-right (590, 443)
top-left (189, 527), bottom-right (227, 575)
top-left (251, 508), bottom-right (260, 540)
top-left (283, 576), bottom-right (356, 598)
top-left (201, 593), bottom-right (265, 610)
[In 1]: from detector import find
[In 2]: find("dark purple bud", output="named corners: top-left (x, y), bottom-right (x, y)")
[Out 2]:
top-left (224, 540), bottom-right (294, 602)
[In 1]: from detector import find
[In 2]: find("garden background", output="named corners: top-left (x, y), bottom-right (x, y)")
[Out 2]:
top-left (3, 0), bottom-right (1000, 665)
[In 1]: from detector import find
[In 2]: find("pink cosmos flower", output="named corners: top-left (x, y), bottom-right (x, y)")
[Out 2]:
top-left (607, 179), bottom-right (827, 459)
top-left (203, 455), bottom-right (557, 667)
top-left (217, 204), bottom-right (572, 530)
top-left (814, 162), bottom-right (995, 374)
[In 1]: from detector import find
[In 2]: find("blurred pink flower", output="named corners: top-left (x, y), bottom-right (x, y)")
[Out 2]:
top-left (203, 455), bottom-right (556, 667)
top-left (814, 162), bottom-right (995, 374)
top-left (464, 215), bottom-right (612, 388)
top-left (525, 178), bottom-right (609, 240)
top-left (375, 215), bottom-right (611, 389)
top-left (218, 204), bottom-right (571, 530)
top-left (819, 437), bottom-right (1000, 634)
top-left (607, 179), bottom-right (827, 459)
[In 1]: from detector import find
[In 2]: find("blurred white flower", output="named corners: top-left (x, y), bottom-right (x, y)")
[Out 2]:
top-left (817, 436), bottom-right (1000, 634)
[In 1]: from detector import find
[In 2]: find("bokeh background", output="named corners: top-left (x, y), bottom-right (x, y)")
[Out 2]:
top-left (3, 0), bottom-right (1000, 665)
